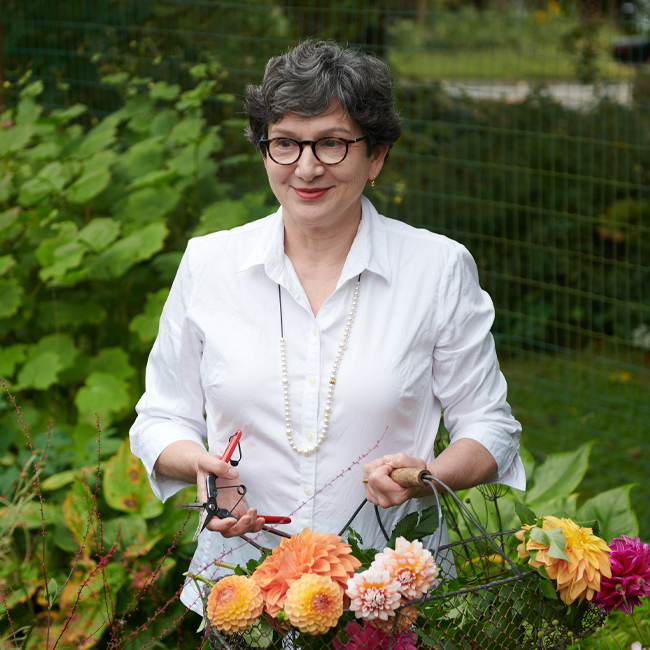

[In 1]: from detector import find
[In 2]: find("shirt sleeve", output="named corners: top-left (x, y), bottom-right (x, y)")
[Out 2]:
top-left (129, 241), bottom-right (207, 502)
top-left (432, 243), bottom-right (525, 490)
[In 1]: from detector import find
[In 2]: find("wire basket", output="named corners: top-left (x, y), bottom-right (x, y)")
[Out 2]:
top-left (208, 472), bottom-right (606, 650)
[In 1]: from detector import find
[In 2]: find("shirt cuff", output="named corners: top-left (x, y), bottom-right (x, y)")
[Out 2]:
top-left (451, 423), bottom-right (526, 491)
top-left (130, 420), bottom-right (205, 502)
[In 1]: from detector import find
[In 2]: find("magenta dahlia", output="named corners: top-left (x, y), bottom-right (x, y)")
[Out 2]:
top-left (332, 620), bottom-right (417, 650)
top-left (594, 536), bottom-right (650, 614)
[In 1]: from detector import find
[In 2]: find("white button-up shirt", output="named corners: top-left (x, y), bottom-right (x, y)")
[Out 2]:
top-left (130, 196), bottom-right (524, 614)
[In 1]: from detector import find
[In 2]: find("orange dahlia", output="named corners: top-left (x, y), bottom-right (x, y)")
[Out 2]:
top-left (517, 515), bottom-right (611, 605)
top-left (371, 605), bottom-right (418, 634)
top-left (251, 528), bottom-right (361, 616)
top-left (284, 573), bottom-right (343, 634)
top-left (207, 574), bottom-right (264, 633)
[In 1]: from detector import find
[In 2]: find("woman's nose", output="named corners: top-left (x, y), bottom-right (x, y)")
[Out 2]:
top-left (295, 145), bottom-right (324, 179)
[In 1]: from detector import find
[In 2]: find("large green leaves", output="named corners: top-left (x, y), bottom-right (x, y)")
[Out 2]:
top-left (0, 124), bottom-right (33, 155)
top-left (18, 160), bottom-right (72, 206)
top-left (75, 372), bottom-right (131, 425)
top-left (576, 485), bottom-right (639, 542)
top-left (524, 442), bottom-right (592, 507)
top-left (104, 439), bottom-right (163, 518)
top-left (14, 334), bottom-right (77, 390)
top-left (77, 217), bottom-right (121, 252)
top-left (66, 167), bottom-right (111, 204)
top-left (129, 288), bottom-right (170, 343)
top-left (88, 220), bottom-right (169, 279)
top-left (0, 278), bottom-right (22, 318)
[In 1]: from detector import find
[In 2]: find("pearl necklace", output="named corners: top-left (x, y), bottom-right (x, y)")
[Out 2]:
top-left (278, 276), bottom-right (361, 455)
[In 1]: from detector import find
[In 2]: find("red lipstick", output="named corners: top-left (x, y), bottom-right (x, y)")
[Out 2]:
top-left (293, 187), bottom-right (330, 200)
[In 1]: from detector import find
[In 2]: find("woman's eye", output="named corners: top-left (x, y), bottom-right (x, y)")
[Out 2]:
top-left (277, 139), bottom-right (295, 148)
top-left (321, 139), bottom-right (343, 148)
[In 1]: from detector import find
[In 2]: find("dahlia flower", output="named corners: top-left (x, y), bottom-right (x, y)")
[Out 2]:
top-left (332, 620), bottom-right (418, 650)
top-left (251, 528), bottom-right (361, 616)
top-left (346, 567), bottom-right (402, 621)
top-left (206, 574), bottom-right (264, 633)
top-left (284, 573), bottom-right (343, 634)
top-left (516, 516), bottom-right (611, 605)
top-left (371, 604), bottom-right (418, 634)
top-left (594, 536), bottom-right (650, 614)
top-left (372, 537), bottom-right (439, 599)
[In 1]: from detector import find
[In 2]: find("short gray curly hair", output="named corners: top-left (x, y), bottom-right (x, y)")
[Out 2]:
top-left (244, 40), bottom-right (402, 156)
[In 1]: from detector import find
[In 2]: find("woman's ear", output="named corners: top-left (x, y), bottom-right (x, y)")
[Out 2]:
top-left (369, 145), bottom-right (390, 179)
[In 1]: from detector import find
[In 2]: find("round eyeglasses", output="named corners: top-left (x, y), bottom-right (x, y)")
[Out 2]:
top-left (259, 135), bottom-right (367, 165)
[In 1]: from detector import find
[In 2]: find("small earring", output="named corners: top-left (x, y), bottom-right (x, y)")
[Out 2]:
top-left (370, 178), bottom-right (376, 187)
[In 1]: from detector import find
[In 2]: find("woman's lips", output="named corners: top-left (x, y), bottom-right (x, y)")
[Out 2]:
top-left (293, 187), bottom-right (331, 200)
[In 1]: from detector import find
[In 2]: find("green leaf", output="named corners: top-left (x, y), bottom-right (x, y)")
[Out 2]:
top-left (101, 72), bottom-right (130, 85)
top-left (150, 81), bottom-right (181, 100)
top-left (90, 221), bottom-right (169, 279)
top-left (82, 149), bottom-right (118, 175)
top-left (175, 81), bottom-right (216, 112)
top-left (75, 371), bottom-right (131, 425)
top-left (346, 528), bottom-right (378, 567)
top-left (540, 578), bottom-right (558, 600)
top-left (128, 168), bottom-right (178, 189)
top-left (150, 109), bottom-right (179, 137)
top-left (37, 300), bottom-right (106, 329)
top-left (15, 351), bottom-right (63, 390)
top-left (104, 438), bottom-right (164, 518)
top-left (62, 479), bottom-right (95, 548)
top-left (0, 173), bottom-right (14, 203)
top-left (530, 526), bottom-right (570, 561)
top-left (0, 344), bottom-right (27, 378)
top-left (18, 160), bottom-right (71, 206)
top-left (524, 442), bottom-right (592, 506)
top-left (169, 116), bottom-right (205, 145)
top-left (387, 511), bottom-right (419, 549)
top-left (41, 468), bottom-right (86, 491)
top-left (86, 347), bottom-right (135, 382)
top-left (15, 96), bottom-right (43, 125)
top-left (129, 288), bottom-right (170, 342)
top-left (0, 278), bottom-right (23, 318)
top-left (151, 251), bottom-right (183, 281)
top-left (125, 136), bottom-right (166, 178)
top-left (49, 103), bottom-right (87, 124)
top-left (21, 80), bottom-right (44, 98)
top-left (0, 124), bottom-right (34, 155)
top-left (117, 186), bottom-right (181, 223)
top-left (576, 484), bottom-right (638, 542)
top-left (22, 140), bottom-right (62, 161)
top-left (76, 123), bottom-right (116, 158)
top-left (66, 166), bottom-right (111, 204)
top-left (38, 234), bottom-right (86, 282)
top-left (46, 578), bottom-right (58, 607)
top-left (411, 504), bottom-right (443, 539)
top-left (78, 217), bottom-right (121, 252)
top-left (242, 618), bottom-right (274, 649)
top-left (0, 207), bottom-right (20, 232)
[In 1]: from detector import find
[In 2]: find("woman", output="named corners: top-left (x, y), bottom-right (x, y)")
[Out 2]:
top-left (129, 40), bottom-right (524, 616)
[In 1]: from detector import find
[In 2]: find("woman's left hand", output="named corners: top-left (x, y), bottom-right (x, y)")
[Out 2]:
top-left (363, 453), bottom-right (428, 508)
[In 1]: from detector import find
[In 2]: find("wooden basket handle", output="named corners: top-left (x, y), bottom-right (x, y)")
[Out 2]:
top-left (389, 468), bottom-right (431, 488)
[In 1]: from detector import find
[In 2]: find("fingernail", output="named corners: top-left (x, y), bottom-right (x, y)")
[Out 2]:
top-left (227, 469), bottom-right (238, 479)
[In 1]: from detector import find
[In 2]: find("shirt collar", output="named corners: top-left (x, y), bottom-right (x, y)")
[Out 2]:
top-left (236, 196), bottom-right (392, 286)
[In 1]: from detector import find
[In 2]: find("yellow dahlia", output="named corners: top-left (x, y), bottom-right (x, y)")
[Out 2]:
top-left (517, 515), bottom-right (611, 605)
top-left (251, 528), bottom-right (361, 616)
top-left (284, 573), bottom-right (343, 634)
top-left (371, 605), bottom-right (418, 634)
top-left (207, 574), bottom-right (264, 633)
top-left (372, 537), bottom-right (439, 599)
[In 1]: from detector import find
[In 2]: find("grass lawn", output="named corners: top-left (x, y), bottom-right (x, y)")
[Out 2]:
top-left (387, 8), bottom-right (635, 82)
top-left (497, 341), bottom-right (650, 538)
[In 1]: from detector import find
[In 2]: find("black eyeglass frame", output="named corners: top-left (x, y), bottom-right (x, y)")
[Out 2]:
top-left (259, 135), bottom-right (368, 165)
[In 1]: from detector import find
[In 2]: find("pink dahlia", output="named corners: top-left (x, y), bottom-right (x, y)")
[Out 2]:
top-left (346, 567), bottom-right (401, 621)
top-left (332, 620), bottom-right (418, 650)
top-left (594, 536), bottom-right (650, 614)
top-left (372, 537), bottom-right (439, 599)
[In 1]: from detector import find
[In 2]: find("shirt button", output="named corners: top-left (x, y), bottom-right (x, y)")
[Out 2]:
top-left (306, 432), bottom-right (314, 441)
top-left (303, 486), bottom-right (312, 495)
top-left (312, 326), bottom-right (318, 336)
top-left (309, 377), bottom-right (317, 387)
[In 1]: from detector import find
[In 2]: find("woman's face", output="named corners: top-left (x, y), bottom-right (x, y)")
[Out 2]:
top-left (262, 102), bottom-right (388, 235)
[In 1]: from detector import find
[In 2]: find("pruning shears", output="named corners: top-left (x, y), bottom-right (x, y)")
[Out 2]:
top-left (174, 430), bottom-right (291, 546)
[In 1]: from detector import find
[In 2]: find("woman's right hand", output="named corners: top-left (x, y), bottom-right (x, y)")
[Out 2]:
top-left (154, 440), bottom-right (266, 538)
top-left (195, 453), bottom-right (266, 538)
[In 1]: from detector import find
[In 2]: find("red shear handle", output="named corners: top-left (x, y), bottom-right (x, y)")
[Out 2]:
top-left (259, 516), bottom-right (291, 524)
top-left (222, 430), bottom-right (242, 464)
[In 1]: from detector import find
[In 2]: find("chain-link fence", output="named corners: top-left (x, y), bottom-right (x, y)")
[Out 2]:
top-left (2, 0), bottom-right (649, 533)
